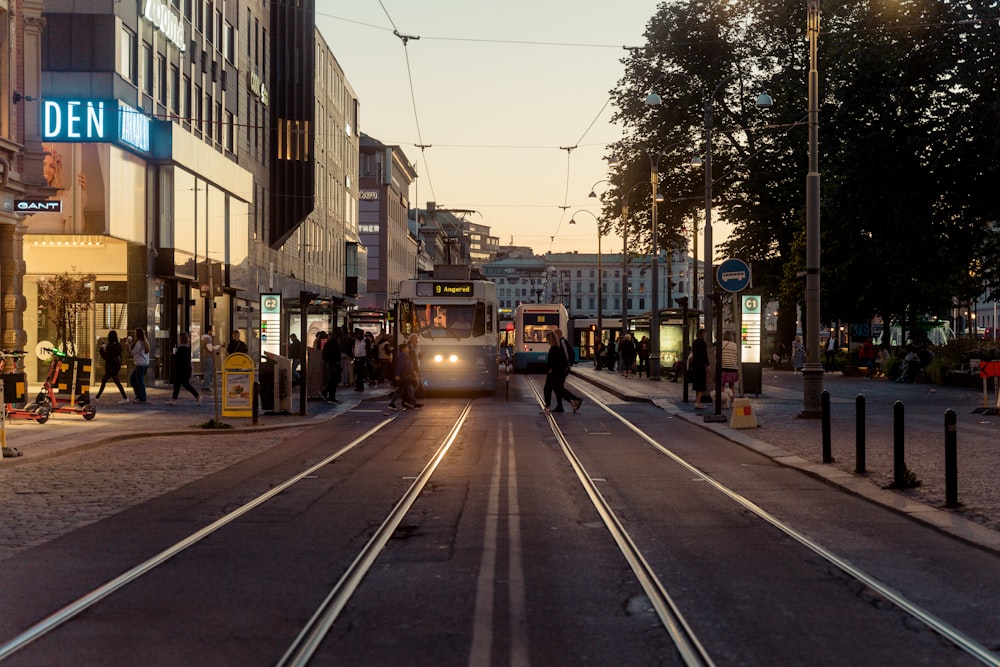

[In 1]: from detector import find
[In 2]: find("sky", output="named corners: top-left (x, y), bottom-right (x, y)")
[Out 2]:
top-left (315, 1), bottom-right (664, 257)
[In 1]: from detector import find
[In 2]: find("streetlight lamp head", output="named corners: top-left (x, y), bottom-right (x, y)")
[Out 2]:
top-left (690, 155), bottom-right (703, 167)
top-left (608, 155), bottom-right (621, 167)
top-left (756, 91), bottom-right (773, 108)
top-left (569, 218), bottom-right (577, 224)
top-left (655, 192), bottom-right (665, 203)
top-left (644, 91), bottom-right (663, 107)
top-left (588, 191), bottom-right (598, 198)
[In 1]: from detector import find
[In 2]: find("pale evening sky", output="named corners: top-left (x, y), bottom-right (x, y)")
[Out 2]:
top-left (316, 1), bottom-right (668, 257)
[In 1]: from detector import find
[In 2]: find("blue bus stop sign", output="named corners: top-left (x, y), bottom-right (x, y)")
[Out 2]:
top-left (717, 258), bottom-right (751, 293)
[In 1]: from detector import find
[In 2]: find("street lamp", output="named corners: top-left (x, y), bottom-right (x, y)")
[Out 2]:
top-left (801, 0), bottom-right (824, 417)
top-left (645, 141), bottom-right (698, 380)
top-left (619, 181), bottom-right (651, 336)
top-left (646, 74), bottom-right (772, 345)
top-left (569, 209), bottom-right (603, 342)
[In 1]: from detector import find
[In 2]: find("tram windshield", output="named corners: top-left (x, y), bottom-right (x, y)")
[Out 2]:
top-left (403, 302), bottom-right (487, 339)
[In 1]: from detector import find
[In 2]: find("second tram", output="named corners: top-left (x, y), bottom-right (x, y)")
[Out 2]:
top-left (512, 303), bottom-right (569, 372)
top-left (396, 278), bottom-right (499, 392)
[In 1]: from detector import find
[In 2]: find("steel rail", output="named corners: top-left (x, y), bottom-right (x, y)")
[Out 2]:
top-left (567, 379), bottom-right (1000, 667)
top-left (277, 401), bottom-right (474, 667)
top-left (0, 417), bottom-right (398, 661)
top-left (529, 380), bottom-right (715, 667)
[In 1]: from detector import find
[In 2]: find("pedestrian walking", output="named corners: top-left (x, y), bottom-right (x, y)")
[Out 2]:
top-left (95, 330), bottom-right (128, 403)
top-left (168, 332), bottom-right (201, 405)
top-left (541, 331), bottom-right (582, 413)
top-left (637, 336), bottom-right (650, 378)
top-left (352, 329), bottom-right (368, 391)
top-left (860, 337), bottom-right (877, 378)
top-left (128, 327), bottom-right (150, 403)
top-left (691, 328), bottom-right (710, 409)
top-left (619, 333), bottom-right (636, 377)
top-left (288, 333), bottom-right (303, 385)
top-left (825, 333), bottom-right (837, 368)
top-left (320, 331), bottom-right (341, 403)
top-left (227, 330), bottom-right (248, 355)
top-left (721, 330), bottom-right (739, 393)
top-left (792, 336), bottom-right (805, 373)
top-left (387, 341), bottom-right (421, 410)
top-left (200, 325), bottom-right (221, 391)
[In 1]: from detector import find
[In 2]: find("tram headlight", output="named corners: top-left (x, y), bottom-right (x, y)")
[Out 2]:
top-left (448, 354), bottom-right (458, 363)
top-left (432, 353), bottom-right (459, 363)
top-left (433, 354), bottom-right (443, 363)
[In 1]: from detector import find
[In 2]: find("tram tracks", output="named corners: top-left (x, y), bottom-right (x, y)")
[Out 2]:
top-left (533, 375), bottom-right (1000, 667)
top-left (0, 403), bottom-right (475, 664)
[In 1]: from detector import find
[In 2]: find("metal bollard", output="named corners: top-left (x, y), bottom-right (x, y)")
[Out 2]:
top-left (252, 380), bottom-right (259, 426)
top-left (893, 400), bottom-right (906, 488)
top-left (855, 394), bottom-right (866, 474)
top-left (821, 390), bottom-right (832, 463)
top-left (945, 409), bottom-right (958, 507)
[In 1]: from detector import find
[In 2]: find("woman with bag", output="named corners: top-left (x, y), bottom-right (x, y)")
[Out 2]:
top-left (128, 327), bottom-right (150, 403)
top-left (721, 330), bottom-right (739, 394)
top-left (95, 330), bottom-right (128, 403)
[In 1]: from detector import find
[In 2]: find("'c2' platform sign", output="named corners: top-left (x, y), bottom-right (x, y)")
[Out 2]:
top-left (717, 258), bottom-right (751, 293)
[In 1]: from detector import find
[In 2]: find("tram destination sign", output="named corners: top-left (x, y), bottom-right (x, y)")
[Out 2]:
top-left (433, 282), bottom-right (473, 297)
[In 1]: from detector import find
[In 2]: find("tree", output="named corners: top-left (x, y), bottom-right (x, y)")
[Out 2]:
top-left (37, 272), bottom-right (96, 355)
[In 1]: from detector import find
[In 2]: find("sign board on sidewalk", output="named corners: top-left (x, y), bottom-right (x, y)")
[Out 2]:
top-left (260, 293), bottom-right (282, 357)
top-left (222, 352), bottom-right (254, 418)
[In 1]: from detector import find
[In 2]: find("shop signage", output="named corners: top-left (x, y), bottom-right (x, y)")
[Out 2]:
top-left (42, 99), bottom-right (152, 155)
top-left (248, 71), bottom-right (269, 106)
top-left (16, 200), bottom-right (61, 212)
top-left (360, 190), bottom-right (379, 200)
top-left (143, 0), bottom-right (186, 52)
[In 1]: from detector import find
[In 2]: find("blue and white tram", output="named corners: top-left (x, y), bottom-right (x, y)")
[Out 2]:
top-left (396, 278), bottom-right (499, 392)
top-left (512, 303), bottom-right (569, 372)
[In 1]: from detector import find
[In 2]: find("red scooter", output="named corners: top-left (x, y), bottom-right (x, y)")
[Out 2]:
top-left (35, 347), bottom-right (96, 420)
top-left (0, 350), bottom-right (50, 424)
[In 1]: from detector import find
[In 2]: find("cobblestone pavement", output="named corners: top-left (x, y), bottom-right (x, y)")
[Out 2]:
top-left (0, 430), bottom-right (294, 562)
top-left (0, 382), bottom-right (391, 563)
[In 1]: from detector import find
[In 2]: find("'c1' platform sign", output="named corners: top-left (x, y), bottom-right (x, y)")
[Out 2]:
top-left (717, 258), bottom-right (751, 293)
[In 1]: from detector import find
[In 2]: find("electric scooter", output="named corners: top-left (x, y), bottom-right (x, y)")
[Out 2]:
top-left (0, 350), bottom-right (50, 424)
top-left (35, 347), bottom-right (96, 420)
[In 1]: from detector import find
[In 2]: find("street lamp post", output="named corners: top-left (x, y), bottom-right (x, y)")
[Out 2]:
top-left (802, 0), bottom-right (824, 417)
top-left (619, 182), bottom-right (650, 337)
top-left (569, 210), bottom-right (603, 341)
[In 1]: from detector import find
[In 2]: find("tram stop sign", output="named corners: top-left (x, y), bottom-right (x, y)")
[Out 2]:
top-left (717, 258), bottom-right (752, 293)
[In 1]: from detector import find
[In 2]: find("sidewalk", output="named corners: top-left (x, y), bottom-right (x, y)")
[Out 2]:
top-left (0, 383), bottom-right (393, 467)
top-left (569, 364), bottom-right (1000, 553)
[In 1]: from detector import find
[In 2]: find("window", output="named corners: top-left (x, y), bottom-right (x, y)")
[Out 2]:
top-left (170, 65), bottom-right (180, 115)
top-left (639, 298), bottom-right (645, 309)
top-left (120, 27), bottom-right (136, 83)
top-left (182, 75), bottom-right (191, 122)
top-left (194, 84), bottom-right (203, 132)
top-left (589, 298), bottom-right (595, 310)
top-left (576, 270), bottom-right (582, 278)
top-left (576, 298), bottom-right (582, 310)
top-left (589, 269), bottom-right (594, 278)
top-left (157, 54), bottom-right (167, 102)
top-left (224, 21), bottom-right (235, 62)
top-left (225, 111), bottom-right (235, 152)
top-left (142, 42), bottom-right (153, 96)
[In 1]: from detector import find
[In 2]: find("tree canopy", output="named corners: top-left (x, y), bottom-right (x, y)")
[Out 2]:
top-left (609, 0), bottom-right (1000, 346)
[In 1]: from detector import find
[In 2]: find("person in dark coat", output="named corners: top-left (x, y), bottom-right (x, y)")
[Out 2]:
top-left (227, 330), bottom-right (248, 355)
top-left (168, 332), bottom-right (201, 404)
top-left (690, 328), bottom-right (710, 409)
top-left (95, 330), bottom-right (128, 402)
top-left (541, 331), bottom-right (582, 414)
top-left (387, 341), bottom-right (421, 410)
top-left (321, 332), bottom-right (341, 403)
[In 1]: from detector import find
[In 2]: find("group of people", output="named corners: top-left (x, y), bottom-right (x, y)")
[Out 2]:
top-left (93, 325), bottom-right (251, 406)
top-left (594, 334), bottom-right (652, 377)
top-left (541, 328), bottom-right (583, 414)
top-left (94, 327), bottom-right (151, 404)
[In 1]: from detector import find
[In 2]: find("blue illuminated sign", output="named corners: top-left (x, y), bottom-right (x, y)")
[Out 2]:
top-left (42, 99), bottom-right (151, 155)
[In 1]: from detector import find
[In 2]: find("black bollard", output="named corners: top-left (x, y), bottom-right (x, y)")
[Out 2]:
top-left (855, 394), bottom-right (866, 474)
top-left (945, 409), bottom-right (958, 507)
top-left (821, 390), bottom-right (832, 463)
top-left (252, 380), bottom-right (259, 426)
top-left (893, 400), bottom-right (906, 488)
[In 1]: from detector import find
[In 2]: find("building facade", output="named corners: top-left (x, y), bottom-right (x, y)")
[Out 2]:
top-left (8, 1), bottom-right (357, 385)
top-left (359, 134), bottom-right (416, 310)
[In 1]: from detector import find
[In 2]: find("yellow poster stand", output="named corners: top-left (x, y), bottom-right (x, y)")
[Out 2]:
top-left (222, 353), bottom-right (255, 418)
